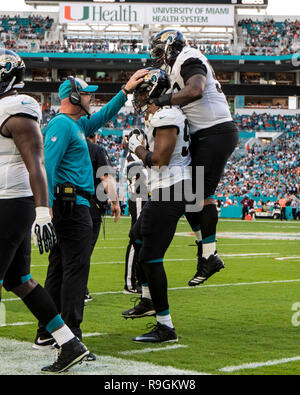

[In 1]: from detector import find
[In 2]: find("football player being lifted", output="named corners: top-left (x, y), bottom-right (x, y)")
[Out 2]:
top-left (123, 68), bottom-right (192, 343)
top-left (150, 30), bottom-right (239, 286)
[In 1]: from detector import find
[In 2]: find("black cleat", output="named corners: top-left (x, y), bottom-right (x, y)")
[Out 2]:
top-left (85, 352), bottom-right (96, 361)
top-left (188, 254), bottom-right (225, 286)
top-left (33, 334), bottom-right (55, 350)
top-left (84, 293), bottom-right (93, 303)
top-left (133, 322), bottom-right (178, 343)
top-left (41, 337), bottom-right (89, 373)
top-left (122, 297), bottom-right (156, 319)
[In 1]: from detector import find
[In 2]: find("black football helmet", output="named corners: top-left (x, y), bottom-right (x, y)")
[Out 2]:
top-left (150, 29), bottom-right (185, 67)
top-left (0, 49), bottom-right (25, 95)
top-left (132, 68), bottom-right (170, 114)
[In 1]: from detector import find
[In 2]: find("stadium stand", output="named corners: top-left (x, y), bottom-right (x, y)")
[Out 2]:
top-left (238, 18), bottom-right (300, 56)
top-left (0, 4), bottom-right (299, 218)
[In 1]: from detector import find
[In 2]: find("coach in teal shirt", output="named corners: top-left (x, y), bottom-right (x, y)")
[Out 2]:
top-left (35, 70), bottom-right (147, 345)
top-left (43, 72), bottom-right (146, 207)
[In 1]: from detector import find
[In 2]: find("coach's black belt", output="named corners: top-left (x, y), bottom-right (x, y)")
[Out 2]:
top-left (54, 183), bottom-right (91, 203)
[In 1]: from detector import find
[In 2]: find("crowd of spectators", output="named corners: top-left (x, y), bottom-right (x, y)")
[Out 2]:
top-left (0, 15), bottom-right (53, 42)
top-left (239, 18), bottom-right (300, 56)
top-left (97, 135), bottom-right (126, 177)
top-left (215, 133), bottom-right (300, 199)
top-left (2, 16), bottom-right (300, 57)
top-left (233, 113), bottom-right (300, 134)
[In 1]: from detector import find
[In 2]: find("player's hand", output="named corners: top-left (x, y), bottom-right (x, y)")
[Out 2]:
top-left (128, 129), bottom-right (144, 153)
top-left (32, 207), bottom-right (57, 254)
top-left (111, 202), bottom-right (121, 223)
top-left (150, 93), bottom-right (172, 108)
top-left (123, 69), bottom-right (149, 93)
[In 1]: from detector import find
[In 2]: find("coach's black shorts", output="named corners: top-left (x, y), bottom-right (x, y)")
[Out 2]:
top-left (190, 121), bottom-right (239, 199)
top-left (129, 181), bottom-right (188, 264)
top-left (0, 196), bottom-right (35, 291)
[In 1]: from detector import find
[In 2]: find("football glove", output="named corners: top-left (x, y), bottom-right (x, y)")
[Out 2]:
top-left (32, 207), bottom-right (57, 254)
top-left (128, 128), bottom-right (145, 153)
top-left (150, 93), bottom-right (172, 108)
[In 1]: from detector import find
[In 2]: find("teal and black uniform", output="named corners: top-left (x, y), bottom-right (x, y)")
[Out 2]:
top-left (43, 90), bottom-right (127, 207)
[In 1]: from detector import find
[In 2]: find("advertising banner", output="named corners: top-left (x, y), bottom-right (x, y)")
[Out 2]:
top-left (59, 2), bottom-right (235, 26)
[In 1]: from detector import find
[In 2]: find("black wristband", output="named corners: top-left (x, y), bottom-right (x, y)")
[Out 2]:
top-left (145, 152), bottom-right (153, 168)
top-left (121, 84), bottom-right (132, 95)
top-left (152, 93), bottom-right (172, 107)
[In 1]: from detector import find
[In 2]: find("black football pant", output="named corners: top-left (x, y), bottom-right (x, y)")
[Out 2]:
top-left (185, 121), bottom-right (239, 236)
top-left (129, 182), bottom-right (188, 314)
top-left (0, 197), bottom-right (35, 291)
top-left (124, 198), bottom-right (145, 290)
top-left (37, 201), bottom-right (93, 340)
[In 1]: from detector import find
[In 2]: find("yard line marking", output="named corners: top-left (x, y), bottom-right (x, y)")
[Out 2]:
top-left (3, 279), bottom-right (300, 302)
top-left (82, 332), bottom-right (108, 338)
top-left (275, 257), bottom-right (300, 261)
top-left (0, 322), bottom-right (34, 327)
top-left (119, 345), bottom-right (188, 355)
top-left (92, 279), bottom-right (300, 296)
top-left (219, 356), bottom-right (300, 372)
top-left (176, 232), bottom-right (300, 240)
top-left (168, 279), bottom-right (300, 291)
top-left (30, 254), bottom-right (279, 268)
top-left (0, 338), bottom-right (208, 375)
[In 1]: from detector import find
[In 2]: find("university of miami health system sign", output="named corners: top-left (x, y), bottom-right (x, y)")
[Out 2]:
top-left (59, 2), bottom-right (234, 26)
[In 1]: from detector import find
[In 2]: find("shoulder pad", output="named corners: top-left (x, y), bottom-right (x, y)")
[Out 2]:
top-left (178, 47), bottom-right (207, 65)
top-left (7, 94), bottom-right (42, 123)
top-left (150, 107), bottom-right (184, 129)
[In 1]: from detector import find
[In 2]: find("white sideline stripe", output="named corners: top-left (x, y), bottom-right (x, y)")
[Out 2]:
top-left (119, 345), bottom-right (188, 355)
top-left (3, 279), bottom-right (300, 302)
top-left (219, 356), bottom-right (300, 372)
top-left (93, 279), bottom-right (300, 296)
top-left (0, 322), bottom-right (34, 327)
top-left (0, 338), bottom-right (208, 375)
top-left (30, 253), bottom-right (280, 268)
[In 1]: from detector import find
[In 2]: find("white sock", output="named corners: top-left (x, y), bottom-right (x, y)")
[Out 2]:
top-left (51, 324), bottom-right (75, 347)
top-left (142, 285), bottom-right (151, 300)
top-left (202, 242), bottom-right (216, 259)
top-left (156, 314), bottom-right (174, 329)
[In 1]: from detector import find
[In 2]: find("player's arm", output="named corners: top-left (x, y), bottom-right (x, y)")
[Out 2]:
top-left (169, 74), bottom-right (206, 107)
top-left (131, 127), bottom-right (178, 168)
top-left (153, 58), bottom-right (207, 108)
top-left (3, 115), bottom-right (56, 254)
top-left (3, 116), bottom-right (49, 207)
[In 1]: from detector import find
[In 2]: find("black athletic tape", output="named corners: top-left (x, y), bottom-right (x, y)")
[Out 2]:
top-left (145, 152), bottom-right (153, 168)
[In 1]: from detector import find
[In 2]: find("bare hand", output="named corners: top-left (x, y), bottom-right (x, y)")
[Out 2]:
top-left (124, 69), bottom-right (149, 92)
top-left (111, 202), bottom-right (121, 223)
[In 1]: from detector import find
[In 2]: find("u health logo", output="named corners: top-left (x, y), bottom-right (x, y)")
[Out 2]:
top-left (64, 5), bottom-right (137, 23)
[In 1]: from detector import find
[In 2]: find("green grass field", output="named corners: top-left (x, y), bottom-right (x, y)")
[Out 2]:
top-left (1, 217), bottom-right (300, 375)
